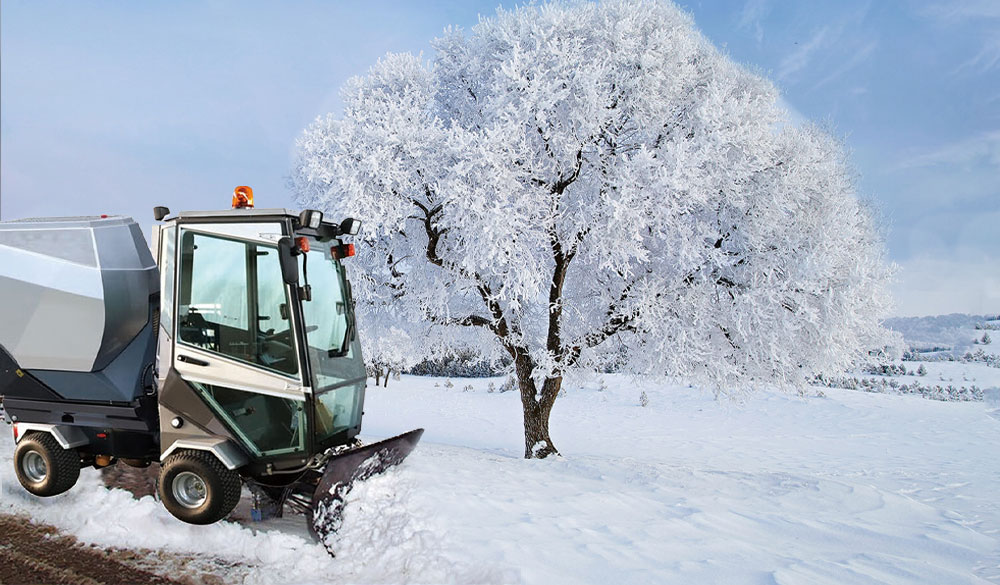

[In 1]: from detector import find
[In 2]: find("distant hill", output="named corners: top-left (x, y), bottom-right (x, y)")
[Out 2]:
top-left (884, 313), bottom-right (999, 356)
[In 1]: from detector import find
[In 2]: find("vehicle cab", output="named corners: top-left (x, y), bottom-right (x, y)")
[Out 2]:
top-left (151, 191), bottom-right (365, 478)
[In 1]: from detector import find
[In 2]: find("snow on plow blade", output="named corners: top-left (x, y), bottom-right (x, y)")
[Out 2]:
top-left (309, 428), bottom-right (424, 544)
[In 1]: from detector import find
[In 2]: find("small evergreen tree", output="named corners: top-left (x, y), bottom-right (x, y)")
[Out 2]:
top-left (982, 332), bottom-right (992, 345)
top-left (917, 364), bottom-right (927, 376)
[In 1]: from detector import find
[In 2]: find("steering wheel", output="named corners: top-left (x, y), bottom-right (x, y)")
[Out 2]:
top-left (260, 328), bottom-right (291, 343)
top-left (258, 328), bottom-right (294, 369)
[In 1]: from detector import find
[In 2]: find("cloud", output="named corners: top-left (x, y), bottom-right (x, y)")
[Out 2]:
top-left (920, 1), bottom-right (1000, 21)
top-left (812, 40), bottom-right (877, 89)
top-left (891, 253), bottom-right (1000, 317)
top-left (776, 2), bottom-right (873, 84)
top-left (956, 35), bottom-right (1000, 74)
top-left (778, 27), bottom-right (829, 81)
top-left (737, 0), bottom-right (770, 44)
top-left (892, 130), bottom-right (1000, 171)
top-left (919, 1), bottom-right (1000, 75)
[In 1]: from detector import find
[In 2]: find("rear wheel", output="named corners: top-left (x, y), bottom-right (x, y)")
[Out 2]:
top-left (158, 450), bottom-right (241, 525)
top-left (14, 432), bottom-right (81, 497)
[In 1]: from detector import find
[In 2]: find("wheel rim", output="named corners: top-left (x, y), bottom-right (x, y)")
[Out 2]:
top-left (172, 471), bottom-right (207, 509)
top-left (21, 451), bottom-right (47, 483)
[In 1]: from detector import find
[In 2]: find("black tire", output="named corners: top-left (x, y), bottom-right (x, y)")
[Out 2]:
top-left (13, 432), bottom-right (81, 497)
top-left (158, 450), bottom-right (242, 525)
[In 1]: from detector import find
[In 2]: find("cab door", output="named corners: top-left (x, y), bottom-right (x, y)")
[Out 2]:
top-left (170, 223), bottom-right (309, 459)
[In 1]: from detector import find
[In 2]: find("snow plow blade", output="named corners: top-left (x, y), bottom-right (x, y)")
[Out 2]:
top-left (309, 428), bottom-right (424, 543)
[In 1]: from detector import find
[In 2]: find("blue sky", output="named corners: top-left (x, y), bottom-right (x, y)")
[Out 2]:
top-left (1, 1), bottom-right (997, 316)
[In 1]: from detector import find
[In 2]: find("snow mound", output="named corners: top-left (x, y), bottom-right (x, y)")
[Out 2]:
top-left (0, 430), bottom-right (514, 585)
top-left (324, 464), bottom-right (517, 584)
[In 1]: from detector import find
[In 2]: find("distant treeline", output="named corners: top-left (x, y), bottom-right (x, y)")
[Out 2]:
top-left (813, 375), bottom-right (984, 402)
top-left (902, 348), bottom-right (1000, 368)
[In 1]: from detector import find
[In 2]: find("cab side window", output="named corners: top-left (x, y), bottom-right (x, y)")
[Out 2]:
top-left (177, 230), bottom-right (297, 376)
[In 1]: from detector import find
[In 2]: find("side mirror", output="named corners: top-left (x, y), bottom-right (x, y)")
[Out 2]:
top-left (278, 237), bottom-right (299, 285)
top-left (153, 206), bottom-right (170, 221)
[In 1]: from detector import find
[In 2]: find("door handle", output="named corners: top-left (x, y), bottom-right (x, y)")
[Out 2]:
top-left (178, 354), bottom-right (209, 367)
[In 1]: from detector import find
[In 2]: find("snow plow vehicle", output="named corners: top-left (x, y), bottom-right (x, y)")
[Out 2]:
top-left (0, 188), bottom-right (422, 542)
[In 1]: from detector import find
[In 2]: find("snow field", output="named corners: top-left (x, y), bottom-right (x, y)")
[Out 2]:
top-left (364, 375), bottom-right (1000, 584)
top-left (910, 360), bottom-right (1000, 387)
top-left (1, 373), bottom-right (999, 584)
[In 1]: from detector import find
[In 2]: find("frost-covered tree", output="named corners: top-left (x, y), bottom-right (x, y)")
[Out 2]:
top-left (982, 332), bottom-right (992, 345)
top-left (362, 324), bottom-right (419, 387)
top-left (292, 0), bottom-right (896, 458)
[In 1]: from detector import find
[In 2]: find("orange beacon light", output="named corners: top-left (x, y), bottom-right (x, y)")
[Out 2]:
top-left (233, 186), bottom-right (254, 209)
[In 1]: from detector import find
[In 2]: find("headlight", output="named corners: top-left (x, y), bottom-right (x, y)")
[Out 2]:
top-left (339, 218), bottom-right (361, 236)
top-left (299, 209), bottom-right (324, 229)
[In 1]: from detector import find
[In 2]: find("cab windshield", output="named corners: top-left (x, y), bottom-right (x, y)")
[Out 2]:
top-left (299, 242), bottom-right (366, 444)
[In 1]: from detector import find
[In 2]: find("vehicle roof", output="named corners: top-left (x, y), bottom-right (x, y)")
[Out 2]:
top-left (173, 208), bottom-right (299, 220)
top-left (0, 215), bottom-right (134, 230)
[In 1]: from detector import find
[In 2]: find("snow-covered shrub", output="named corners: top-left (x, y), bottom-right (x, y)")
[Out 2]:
top-left (863, 363), bottom-right (908, 377)
top-left (962, 349), bottom-right (1000, 368)
top-left (813, 375), bottom-right (984, 402)
top-left (498, 376), bottom-right (518, 394)
top-left (407, 348), bottom-right (508, 378)
top-left (903, 349), bottom-right (1000, 369)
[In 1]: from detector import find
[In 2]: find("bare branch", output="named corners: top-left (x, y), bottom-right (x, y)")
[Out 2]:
top-left (411, 193), bottom-right (518, 344)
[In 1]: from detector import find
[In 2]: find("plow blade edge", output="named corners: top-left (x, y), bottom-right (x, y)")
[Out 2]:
top-left (308, 428), bottom-right (424, 542)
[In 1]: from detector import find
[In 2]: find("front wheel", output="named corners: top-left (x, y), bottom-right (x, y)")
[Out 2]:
top-left (14, 432), bottom-right (81, 497)
top-left (158, 450), bottom-right (242, 525)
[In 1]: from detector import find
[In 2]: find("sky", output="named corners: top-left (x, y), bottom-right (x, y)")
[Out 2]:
top-left (1, 0), bottom-right (997, 317)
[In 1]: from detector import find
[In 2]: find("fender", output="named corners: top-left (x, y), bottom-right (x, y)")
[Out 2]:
top-left (160, 437), bottom-right (248, 471)
top-left (13, 423), bottom-right (89, 449)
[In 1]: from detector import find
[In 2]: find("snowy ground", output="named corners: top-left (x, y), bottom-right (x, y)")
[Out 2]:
top-left (2, 373), bottom-right (999, 584)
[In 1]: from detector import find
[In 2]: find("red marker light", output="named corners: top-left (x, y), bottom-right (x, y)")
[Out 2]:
top-left (96, 433), bottom-right (107, 439)
top-left (12, 424), bottom-right (18, 441)
top-left (100, 214), bottom-right (108, 219)
top-left (295, 236), bottom-right (310, 253)
top-left (332, 243), bottom-right (355, 259)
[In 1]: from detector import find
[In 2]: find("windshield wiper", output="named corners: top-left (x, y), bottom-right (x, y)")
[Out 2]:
top-left (327, 279), bottom-right (355, 358)
top-left (328, 318), bottom-right (354, 358)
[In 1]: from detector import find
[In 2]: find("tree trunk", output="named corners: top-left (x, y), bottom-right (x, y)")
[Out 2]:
top-left (514, 355), bottom-right (561, 458)
top-left (383, 372), bottom-right (390, 387)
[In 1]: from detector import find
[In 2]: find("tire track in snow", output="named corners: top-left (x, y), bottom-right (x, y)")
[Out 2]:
top-left (0, 514), bottom-right (183, 585)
